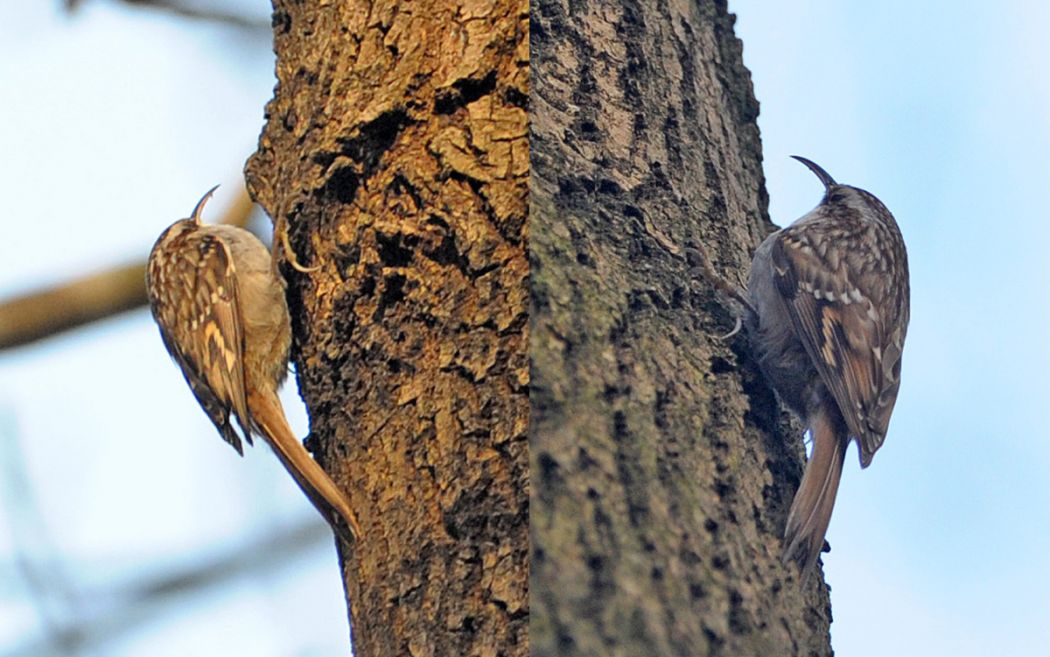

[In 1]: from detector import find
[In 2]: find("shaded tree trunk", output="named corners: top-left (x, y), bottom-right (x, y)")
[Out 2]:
top-left (530, 1), bottom-right (833, 655)
top-left (245, 2), bottom-right (529, 655)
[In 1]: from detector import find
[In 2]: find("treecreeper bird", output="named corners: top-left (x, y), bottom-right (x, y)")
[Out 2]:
top-left (698, 157), bottom-right (909, 581)
top-left (146, 186), bottom-right (362, 544)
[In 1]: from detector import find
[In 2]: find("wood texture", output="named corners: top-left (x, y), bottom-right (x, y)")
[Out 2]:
top-left (244, 2), bottom-right (528, 655)
top-left (530, 0), bottom-right (834, 654)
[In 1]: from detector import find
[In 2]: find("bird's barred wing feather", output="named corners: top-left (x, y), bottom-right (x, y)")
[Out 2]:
top-left (771, 222), bottom-right (907, 467)
top-left (148, 231), bottom-right (252, 454)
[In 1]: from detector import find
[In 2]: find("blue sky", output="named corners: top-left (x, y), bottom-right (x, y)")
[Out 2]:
top-left (0, 3), bottom-right (351, 655)
top-left (730, 1), bottom-right (1050, 654)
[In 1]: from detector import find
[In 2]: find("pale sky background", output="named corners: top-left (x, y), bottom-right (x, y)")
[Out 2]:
top-left (730, 1), bottom-right (1050, 655)
top-left (1, 2), bottom-right (1047, 657)
top-left (0, 2), bottom-right (351, 656)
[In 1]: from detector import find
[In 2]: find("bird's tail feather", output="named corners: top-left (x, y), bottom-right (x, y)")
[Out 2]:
top-left (782, 405), bottom-right (847, 582)
top-left (248, 389), bottom-right (362, 544)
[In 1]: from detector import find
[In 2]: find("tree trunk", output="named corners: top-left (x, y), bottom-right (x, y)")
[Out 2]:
top-left (530, 1), bottom-right (833, 655)
top-left (244, 2), bottom-right (529, 655)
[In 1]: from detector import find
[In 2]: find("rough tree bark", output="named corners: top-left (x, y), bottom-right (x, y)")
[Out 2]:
top-left (244, 2), bottom-right (528, 655)
top-left (531, 1), bottom-right (833, 655)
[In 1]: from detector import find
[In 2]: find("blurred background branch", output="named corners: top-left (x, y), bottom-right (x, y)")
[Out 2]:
top-left (64, 0), bottom-right (270, 30)
top-left (0, 189), bottom-right (254, 351)
top-left (1, 519), bottom-right (331, 657)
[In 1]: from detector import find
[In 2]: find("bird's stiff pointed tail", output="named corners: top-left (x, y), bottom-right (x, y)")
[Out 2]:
top-left (248, 389), bottom-right (362, 545)
top-left (782, 405), bottom-right (848, 582)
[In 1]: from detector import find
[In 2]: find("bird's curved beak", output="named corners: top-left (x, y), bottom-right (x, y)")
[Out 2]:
top-left (190, 184), bottom-right (221, 224)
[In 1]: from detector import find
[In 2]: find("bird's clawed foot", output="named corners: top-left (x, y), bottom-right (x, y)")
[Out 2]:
top-left (687, 244), bottom-right (754, 337)
top-left (717, 315), bottom-right (743, 340)
top-left (273, 209), bottom-right (321, 273)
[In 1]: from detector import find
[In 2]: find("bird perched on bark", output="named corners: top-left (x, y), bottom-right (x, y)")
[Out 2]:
top-left (146, 186), bottom-right (361, 544)
top-left (696, 157), bottom-right (909, 581)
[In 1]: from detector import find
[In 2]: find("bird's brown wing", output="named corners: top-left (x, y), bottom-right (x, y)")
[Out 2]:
top-left (150, 232), bottom-right (252, 454)
top-left (771, 226), bottom-right (904, 466)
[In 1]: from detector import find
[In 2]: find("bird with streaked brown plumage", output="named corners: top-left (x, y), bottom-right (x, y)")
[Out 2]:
top-left (146, 186), bottom-right (361, 545)
top-left (696, 156), bottom-right (909, 581)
